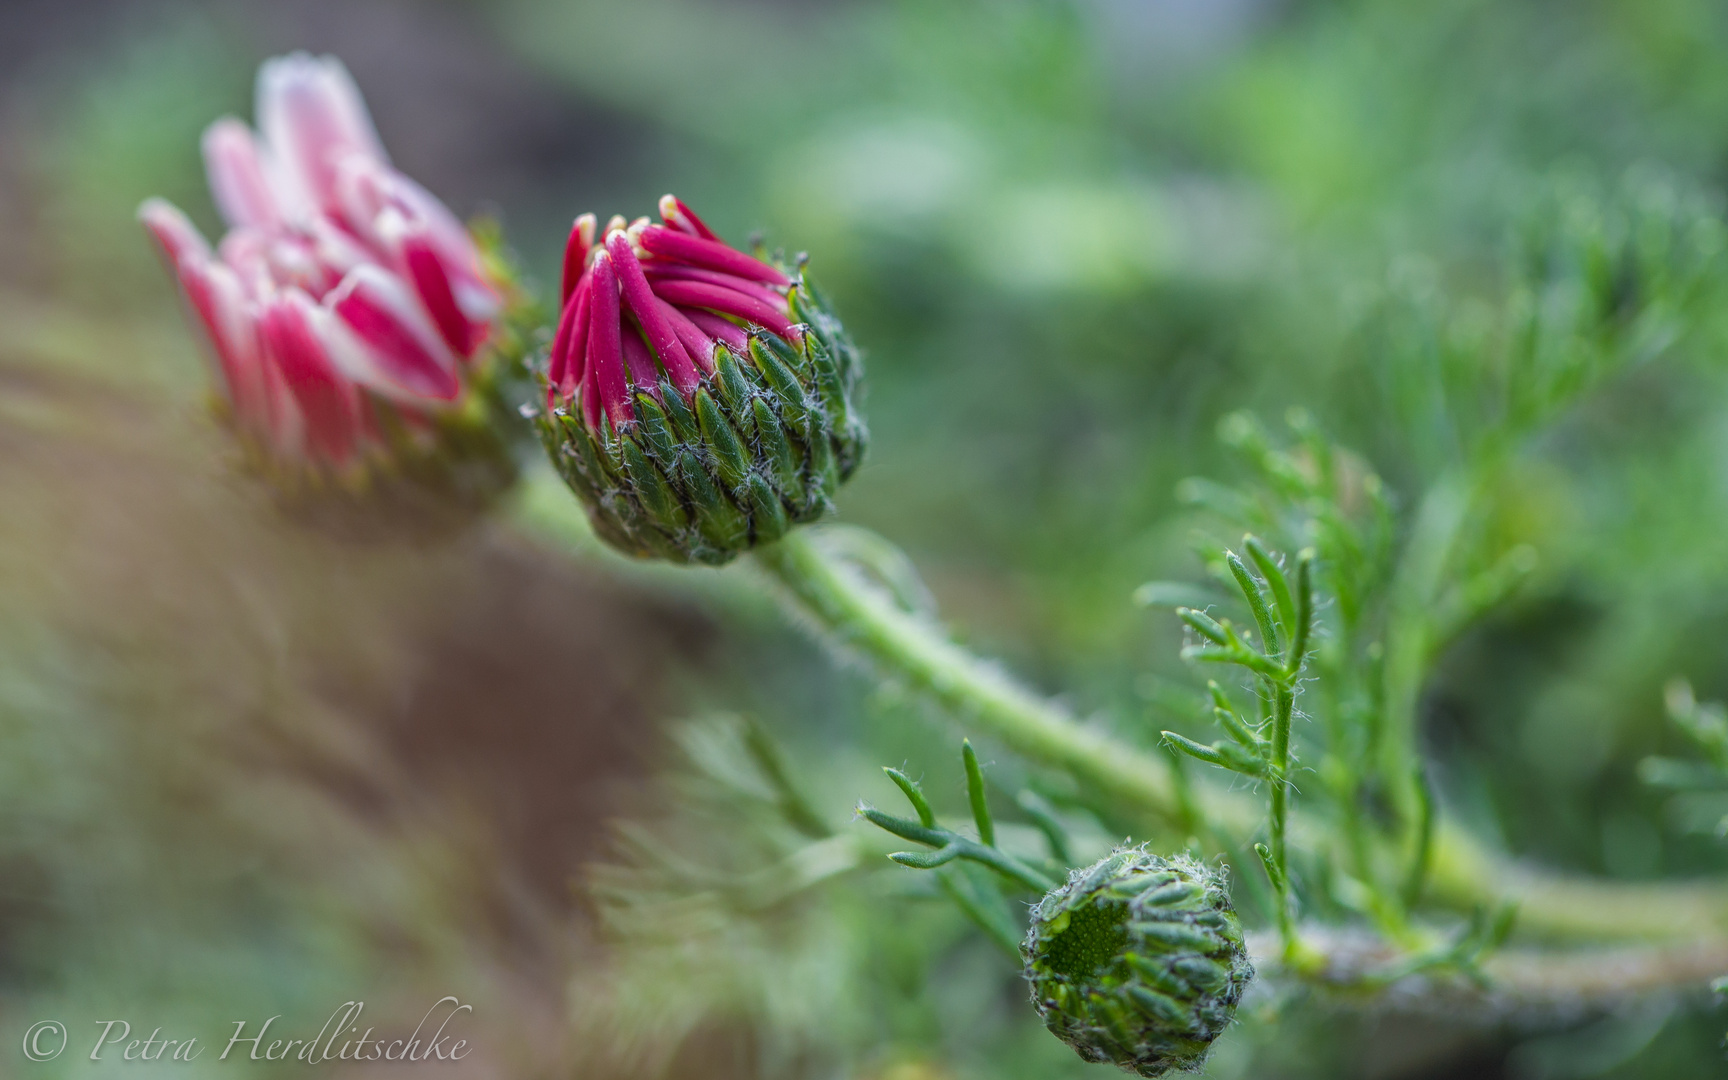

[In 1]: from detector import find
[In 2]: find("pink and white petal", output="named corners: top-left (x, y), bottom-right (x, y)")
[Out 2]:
top-left (264, 233), bottom-right (342, 299)
top-left (258, 53), bottom-right (388, 215)
top-left (366, 208), bottom-right (493, 357)
top-left (216, 226), bottom-right (267, 273)
top-left (387, 169), bottom-right (478, 266)
top-left (325, 265), bottom-right (462, 403)
top-left (331, 152), bottom-right (393, 250)
top-left (216, 229), bottom-right (280, 300)
top-left (257, 288), bottom-right (364, 467)
top-left (201, 118), bottom-right (282, 229)
top-left (426, 236), bottom-right (499, 327)
top-left (382, 173), bottom-right (498, 325)
top-left (147, 229), bottom-right (270, 435)
top-left (199, 263), bottom-right (272, 430)
top-left (307, 216), bottom-right (377, 281)
top-left (256, 333), bottom-right (306, 459)
top-left (138, 199), bottom-right (213, 265)
top-left (337, 154), bottom-right (478, 275)
top-left (400, 226), bottom-right (481, 357)
top-left (137, 203), bottom-right (306, 455)
top-left (448, 267), bottom-right (500, 325)
top-left (368, 203), bottom-right (413, 267)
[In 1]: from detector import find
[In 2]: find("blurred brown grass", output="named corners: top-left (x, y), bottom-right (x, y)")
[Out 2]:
top-left (0, 290), bottom-right (722, 1072)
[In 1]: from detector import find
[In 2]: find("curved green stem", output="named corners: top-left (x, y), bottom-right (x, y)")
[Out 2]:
top-left (1256, 926), bottom-right (1728, 1013)
top-left (754, 528), bottom-right (1188, 821)
top-left (753, 527), bottom-right (1728, 949)
top-left (1379, 471), bottom-right (1471, 829)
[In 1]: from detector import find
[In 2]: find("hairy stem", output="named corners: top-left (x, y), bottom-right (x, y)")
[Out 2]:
top-left (754, 528), bottom-right (1186, 819)
top-left (753, 527), bottom-right (1728, 953)
top-left (1253, 926), bottom-right (1728, 1014)
top-left (1269, 682), bottom-right (1295, 954)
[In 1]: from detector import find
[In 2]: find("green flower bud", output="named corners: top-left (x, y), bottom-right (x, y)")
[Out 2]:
top-left (537, 197), bottom-right (867, 566)
top-left (1022, 847), bottom-right (1253, 1077)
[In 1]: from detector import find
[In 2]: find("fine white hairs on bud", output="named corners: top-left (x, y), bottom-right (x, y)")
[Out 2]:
top-left (539, 195), bottom-right (867, 564)
top-left (1022, 847), bottom-right (1253, 1077)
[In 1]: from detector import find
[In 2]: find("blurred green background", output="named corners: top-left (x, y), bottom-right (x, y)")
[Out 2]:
top-left (7, 0), bottom-right (1728, 1076)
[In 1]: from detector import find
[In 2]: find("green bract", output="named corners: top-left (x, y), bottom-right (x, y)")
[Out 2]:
top-left (1023, 847), bottom-right (1253, 1077)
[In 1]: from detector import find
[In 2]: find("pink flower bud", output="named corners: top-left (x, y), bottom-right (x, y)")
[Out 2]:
top-left (545, 195), bottom-right (802, 425)
top-left (539, 195), bottom-right (868, 564)
top-left (140, 52), bottom-right (510, 489)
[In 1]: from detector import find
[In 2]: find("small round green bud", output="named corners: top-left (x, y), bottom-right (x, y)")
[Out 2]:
top-left (1022, 847), bottom-right (1253, 1077)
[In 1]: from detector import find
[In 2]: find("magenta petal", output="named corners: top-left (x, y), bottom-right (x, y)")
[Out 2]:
top-left (586, 253), bottom-right (631, 428)
top-left (658, 194), bottom-right (719, 241)
top-left (546, 292), bottom-right (577, 397)
top-left (656, 298), bottom-right (716, 374)
top-left (681, 308), bottom-right (750, 355)
top-left (621, 326), bottom-right (663, 399)
top-left (330, 269), bottom-right (461, 402)
top-left (606, 232), bottom-right (700, 396)
top-left (643, 262), bottom-right (788, 310)
top-left (547, 278), bottom-right (591, 407)
top-left (561, 214), bottom-right (595, 308)
top-left (638, 225), bottom-right (790, 287)
top-left (565, 281), bottom-right (594, 395)
top-left (650, 278), bottom-right (798, 342)
top-left (259, 290), bottom-right (361, 466)
top-left (402, 228), bottom-right (477, 357)
top-left (580, 353), bottom-right (601, 432)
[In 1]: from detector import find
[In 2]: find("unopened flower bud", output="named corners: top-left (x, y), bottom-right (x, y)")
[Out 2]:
top-left (538, 195), bottom-right (866, 565)
top-left (1022, 847), bottom-right (1253, 1077)
top-left (140, 54), bottom-right (531, 521)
